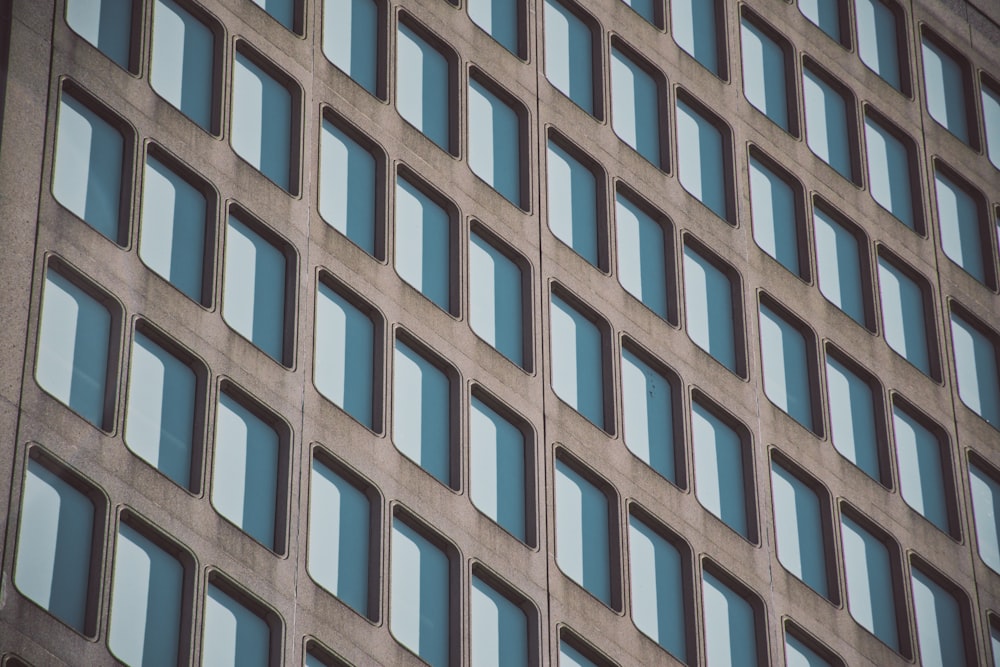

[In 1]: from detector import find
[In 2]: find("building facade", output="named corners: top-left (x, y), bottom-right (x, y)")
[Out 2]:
top-left (1, 0), bottom-right (999, 664)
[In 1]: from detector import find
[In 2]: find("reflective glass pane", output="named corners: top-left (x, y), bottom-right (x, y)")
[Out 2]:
top-left (396, 24), bottom-right (449, 150)
top-left (865, 115), bottom-right (914, 229)
top-left (803, 68), bottom-right (852, 180)
top-left (314, 283), bottom-right (375, 428)
top-left (813, 209), bottom-right (865, 324)
top-left (628, 515), bottom-right (685, 660)
top-left (684, 245), bottom-right (736, 371)
top-left (610, 47), bottom-right (660, 166)
top-left (250, 0), bottom-right (294, 30)
top-left (469, 233), bottom-right (524, 366)
top-left (395, 177), bottom-right (451, 311)
top-left (559, 641), bottom-right (599, 667)
top-left (741, 19), bottom-right (788, 130)
top-left (840, 515), bottom-right (898, 649)
top-left (621, 349), bottom-right (674, 481)
top-left (911, 567), bottom-right (968, 667)
top-left (620, 0), bottom-right (654, 24)
top-left (231, 52), bottom-right (292, 191)
top-left (878, 257), bottom-right (931, 374)
top-left (468, 0), bottom-right (518, 54)
top-left (771, 462), bottom-right (828, 597)
top-left (544, 0), bottom-right (592, 113)
top-left (615, 193), bottom-right (667, 318)
top-left (785, 633), bottom-right (833, 667)
top-left (984, 81), bottom-right (1000, 170)
top-left (151, 0), bottom-right (214, 129)
top-left (549, 294), bottom-right (604, 427)
top-left (893, 405), bottom-right (949, 531)
top-left (935, 171), bottom-right (985, 282)
top-left (65, 0), bottom-right (132, 67)
top-left (676, 100), bottom-right (727, 219)
top-left (555, 460), bottom-right (610, 603)
top-left (749, 158), bottom-right (799, 274)
top-left (470, 397), bottom-right (526, 541)
top-left (672, 0), bottom-right (718, 74)
top-left (692, 402), bottom-right (747, 537)
top-left (391, 521), bottom-right (449, 667)
top-left (759, 305), bottom-right (813, 430)
top-left (323, 0), bottom-right (377, 94)
top-left (825, 356), bottom-right (880, 480)
top-left (470, 576), bottom-right (528, 667)
top-left (547, 140), bottom-right (598, 265)
top-left (922, 37), bottom-right (969, 143)
top-left (855, 0), bottom-right (900, 89)
top-left (469, 80), bottom-right (521, 205)
top-left (798, 0), bottom-right (841, 42)
top-left (203, 584), bottom-right (269, 667)
top-left (969, 463), bottom-right (1000, 573)
top-left (319, 120), bottom-right (377, 255)
top-left (702, 572), bottom-right (757, 667)
top-left (393, 340), bottom-right (450, 485)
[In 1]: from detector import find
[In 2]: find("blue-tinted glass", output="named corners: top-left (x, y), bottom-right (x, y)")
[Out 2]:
top-left (610, 47), bottom-right (660, 166)
top-left (970, 463), bottom-right (1000, 573)
top-left (759, 305), bottom-right (813, 430)
top-left (840, 515), bottom-right (898, 649)
top-left (36, 269), bottom-right (111, 427)
top-left (785, 633), bottom-right (833, 667)
top-left (231, 52), bottom-right (292, 191)
top-left (549, 294), bottom-right (604, 428)
top-left (749, 158), bottom-right (799, 274)
top-left (544, 0), bottom-right (593, 113)
top-left (393, 340), bottom-right (450, 485)
top-left (684, 245), bottom-right (736, 371)
top-left (470, 398), bottom-right (526, 541)
top-left (250, 0), bottom-right (294, 30)
top-left (469, 80), bottom-right (521, 205)
top-left (993, 622), bottom-right (1000, 667)
top-left (692, 402), bottom-right (747, 537)
top-left (203, 584), bottom-right (269, 667)
top-left (803, 69), bottom-right (852, 180)
top-left (702, 572), bottom-right (757, 667)
top-left (628, 515), bottom-right (685, 660)
top-left (911, 567), bottom-right (968, 667)
top-left (922, 38), bottom-right (969, 143)
top-left (468, 0), bottom-right (518, 54)
top-left (151, 0), bottom-right (214, 129)
top-left (984, 81), bottom-right (1000, 170)
top-left (547, 141), bottom-right (598, 266)
top-left (615, 193), bottom-right (667, 318)
top-left (855, 0), bottom-right (901, 90)
top-left (741, 20), bottom-right (788, 130)
top-left (323, 0), bottom-right (377, 94)
top-left (798, 0), bottom-right (841, 42)
top-left (676, 100), bottom-right (727, 219)
top-left (397, 24), bottom-right (450, 150)
top-left (125, 333), bottom-right (196, 488)
top-left (813, 209), bottom-right (865, 324)
top-left (391, 521), bottom-right (449, 667)
top-left (878, 257), bottom-right (931, 374)
top-left (319, 120), bottom-right (377, 255)
top-left (825, 356), bottom-right (880, 480)
top-left (865, 115), bottom-right (914, 229)
top-left (555, 460), bottom-right (610, 603)
top-left (314, 283), bottom-right (375, 428)
top-left (893, 406), bottom-right (949, 531)
top-left (559, 641), bottom-right (599, 667)
top-left (621, 0), bottom-right (654, 24)
top-left (771, 462), bottom-right (828, 597)
top-left (395, 177), bottom-right (451, 311)
top-left (470, 576), bottom-right (528, 667)
top-left (469, 233), bottom-right (524, 366)
top-left (621, 349), bottom-right (675, 482)
top-left (935, 171), bottom-right (985, 282)
top-left (65, 0), bottom-right (132, 67)
top-left (672, 0), bottom-right (718, 75)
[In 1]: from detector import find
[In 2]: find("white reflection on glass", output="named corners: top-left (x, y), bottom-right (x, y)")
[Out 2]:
top-left (935, 171), bottom-right (984, 282)
top-left (865, 115), bottom-right (914, 229)
top-left (813, 209), bottom-right (864, 324)
top-left (759, 305), bottom-right (813, 430)
top-left (911, 567), bottom-right (968, 667)
top-left (893, 405), bottom-right (949, 532)
top-left (702, 571), bottom-right (756, 667)
top-left (615, 193), bottom-right (667, 318)
top-left (672, 0), bottom-right (718, 74)
top-left (878, 257), bottom-right (930, 374)
top-left (741, 19), bottom-right (788, 130)
top-left (855, 0), bottom-right (900, 89)
top-left (922, 37), bottom-right (969, 143)
top-left (825, 356), bottom-right (880, 480)
top-left (749, 158), bottom-right (799, 274)
top-left (468, 0), bottom-right (518, 54)
top-left (803, 68), bottom-right (852, 180)
top-left (470, 576), bottom-right (528, 667)
top-left (798, 0), bottom-right (841, 42)
top-left (469, 80), bottom-right (521, 205)
top-left (840, 515), bottom-right (898, 649)
top-left (66, 0), bottom-right (132, 67)
top-left (969, 463), bottom-right (1000, 573)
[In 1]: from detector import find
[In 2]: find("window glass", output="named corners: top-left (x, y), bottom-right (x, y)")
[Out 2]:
top-left (610, 47), bottom-right (660, 167)
top-left (993, 620), bottom-right (1000, 667)
top-left (52, 92), bottom-right (125, 242)
top-left (395, 177), bottom-right (451, 311)
top-left (984, 80), bottom-right (1000, 170)
top-left (692, 402), bottom-right (747, 537)
top-left (759, 304), bottom-right (813, 431)
top-left (555, 459), bottom-right (611, 604)
top-left (621, 0), bottom-right (655, 24)
top-left (893, 405), bottom-right (949, 531)
top-left (319, 119), bottom-right (377, 255)
top-left (676, 99), bottom-right (727, 220)
top-left (36, 268), bottom-right (112, 428)
top-left (468, 79), bottom-right (521, 205)
top-left (911, 567), bottom-right (968, 667)
top-left (15, 459), bottom-right (96, 632)
top-left (621, 349), bottom-right (675, 482)
top-left (65, 0), bottom-right (132, 67)
top-left (785, 632), bottom-right (834, 667)
top-left (108, 524), bottom-right (184, 667)
top-left (543, 0), bottom-right (593, 114)
top-left (212, 393), bottom-right (280, 549)
top-left (151, 0), bottom-right (214, 129)
top-left (969, 463), bottom-right (1000, 573)
top-left (798, 0), bottom-right (841, 42)
top-left (935, 170), bottom-right (985, 283)
top-left (125, 332), bottom-right (197, 489)
top-left (393, 340), bottom-right (451, 485)
top-left (549, 294), bottom-right (604, 428)
top-left (547, 141), bottom-right (598, 266)
top-left (470, 576), bottom-right (529, 667)
top-left (308, 457), bottom-right (370, 616)
top-left (203, 584), bottom-right (270, 667)
top-left (702, 571), bottom-right (757, 667)
top-left (802, 68), bottom-right (852, 180)
top-left (840, 515), bottom-right (899, 649)
top-left (469, 232), bottom-right (524, 366)
top-left (223, 215), bottom-right (287, 363)
top-left (314, 283), bottom-right (375, 428)
top-left (397, 24), bottom-right (450, 150)
top-left (468, 0), bottom-right (518, 55)
top-left (391, 520), bottom-right (449, 667)
top-left (877, 256), bottom-right (931, 375)
top-left (683, 245), bottom-right (737, 372)
top-left (628, 515), bottom-right (685, 660)
top-left (671, 0), bottom-right (719, 75)
top-left (825, 356), bottom-right (880, 480)
top-left (855, 0), bottom-right (901, 90)
top-left (250, 0), bottom-right (294, 30)
top-left (740, 19), bottom-right (788, 130)
top-left (231, 52), bottom-right (293, 191)
top-left (749, 157), bottom-right (799, 275)
top-left (559, 641), bottom-right (599, 667)
top-left (771, 462), bottom-right (828, 597)
top-left (922, 37), bottom-right (969, 143)
top-left (615, 193), bottom-right (667, 319)
top-left (813, 208), bottom-right (865, 325)
top-left (470, 397), bottom-right (526, 541)
top-left (865, 115), bottom-right (915, 229)
top-left (323, 0), bottom-right (377, 94)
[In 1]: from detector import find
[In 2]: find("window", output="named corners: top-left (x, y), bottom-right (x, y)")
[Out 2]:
top-left (555, 457), bottom-right (613, 605)
top-left (469, 230), bottom-right (525, 367)
top-left (212, 390), bottom-right (283, 551)
top-left (610, 44), bottom-right (662, 167)
top-left (125, 330), bottom-right (199, 489)
top-left (969, 460), bottom-right (1000, 573)
top-left (470, 574), bottom-right (530, 667)
top-left (840, 513), bottom-right (901, 649)
top-left (759, 302), bottom-right (816, 432)
top-left (671, 0), bottom-right (721, 76)
top-left (984, 78), bottom-right (1000, 170)
top-left (865, 112), bottom-right (917, 230)
top-left (802, 66), bottom-right (854, 181)
top-left (395, 175), bottom-right (453, 313)
top-left (701, 569), bottom-right (760, 667)
top-left (798, 0), bottom-right (844, 44)
top-left (559, 638), bottom-right (606, 667)
top-left (935, 167), bottom-right (987, 284)
top-left (305, 646), bottom-right (350, 667)
top-left (621, 0), bottom-right (655, 25)
top-left (993, 617), bottom-right (1000, 667)
top-left (922, 34), bottom-right (970, 144)
top-left (892, 403), bottom-right (950, 532)
top-left (749, 155), bottom-right (802, 276)
top-left (784, 628), bottom-right (839, 667)
top-left (877, 254), bottom-right (934, 376)
top-left (223, 213), bottom-right (289, 364)
top-left (692, 400), bottom-right (749, 538)
top-left (771, 460), bottom-right (830, 598)
top-left (621, 347), bottom-right (676, 482)
top-left (14, 455), bottom-right (99, 633)
top-left (855, 0), bottom-right (902, 91)
top-left (308, 455), bottom-right (373, 617)
top-left (390, 517), bottom-right (451, 667)
top-left (52, 90), bottom-right (126, 243)
top-left (740, 16), bottom-right (790, 131)
top-left (468, 0), bottom-right (519, 55)
top-left (203, 581), bottom-right (272, 667)
top-left (910, 564), bottom-right (969, 667)
top-left (468, 76), bottom-right (522, 206)
top-left (250, 0), bottom-right (296, 31)
top-left (314, 281), bottom-right (377, 429)
top-left (139, 152), bottom-right (209, 303)
top-left (547, 139), bottom-right (599, 267)
top-left (36, 266), bottom-right (114, 429)
top-left (549, 293), bottom-right (606, 429)
top-left (319, 117), bottom-right (379, 256)
top-left (108, 521), bottom-right (185, 667)
top-left (322, 0), bottom-right (378, 94)
top-left (683, 243), bottom-right (739, 373)
top-left (396, 22), bottom-right (451, 151)
top-left (543, 0), bottom-right (594, 114)
top-left (150, 0), bottom-right (215, 130)
top-left (393, 338), bottom-right (453, 486)
top-left (231, 48), bottom-right (296, 192)
top-left (65, 0), bottom-right (133, 69)
top-left (628, 513), bottom-right (686, 660)
top-left (813, 205), bottom-right (866, 326)
top-left (615, 191), bottom-right (669, 319)
top-left (676, 96), bottom-right (729, 220)
top-left (825, 354), bottom-right (881, 481)
top-left (470, 394), bottom-right (528, 542)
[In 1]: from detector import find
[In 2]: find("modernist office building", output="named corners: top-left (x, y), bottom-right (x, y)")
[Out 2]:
top-left (1, 0), bottom-right (999, 664)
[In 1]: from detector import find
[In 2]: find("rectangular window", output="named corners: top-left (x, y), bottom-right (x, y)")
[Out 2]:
top-left (922, 34), bottom-right (970, 143)
top-left (970, 461), bottom-right (1000, 573)
top-left (391, 518), bottom-right (450, 667)
top-left (319, 118), bottom-right (378, 256)
top-left (139, 152), bottom-right (208, 303)
top-left (36, 267), bottom-right (113, 429)
top-left (555, 458), bottom-right (612, 605)
top-left (543, 0), bottom-right (593, 114)
top-left (749, 155), bottom-right (801, 276)
top-left (468, 77), bottom-right (522, 206)
top-left (628, 513), bottom-right (685, 661)
top-left (150, 0), bottom-right (215, 130)
top-left (855, 0), bottom-right (901, 90)
top-left (785, 629), bottom-right (837, 667)
top-left (701, 569), bottom-right (759, 667)
top-left (468, 0), bottom-right (518, 55)
top-left (676, 97), bottom-right (728, 220)
top-left (223, 214), bottom-right (289, 364)
top-left (231, 49), bottom-right (294, 192)
top-left (314, 282), bottom-right (376, 429)
top-left (984, 78), bottom-right (1000, 170)
top-left (621, 0), bottom-right (655, 24)
top-left (802, 66), bottom-right (853, 181)
top-left (621, 347), bottom-right (676, 482)
top-left (813, 206), bottom-right (866, 325)
top-left (615, 192), bottom-right (669, 319)
top-left (469, 231), bottom-right (525, 367)
top-left (470, 574), bottom-right (529, 667)
top-left (865, 113), bottom-right (916, 230)
top-left (322, 0), bottom-right (377, 94)
top-left (395, 175), bottom-right (452, 312)
top-left (840, 514), bottom-right (900, 649)
top-left (911, 564), bottom-right (969, 667)
top-left (935, 168), bottom-right (987, 283)
top-left (251, 0), bottom-right (295, 31)
top-left (610, 45), bottom-right (661, 167)
top-left (393, 338), bottom-right (452, 486)
top-left (52, 90), bottom-right (126, 243)
top-left (549, 293), bottom-right (605, 429)
top-left (396, 22), bottom-right (451, 151)
top-left (877, 255), bottom-right (933, 376)
top-left (798, 0), bottom-right (843, 43)
top-left (892, 404), bottom-right (950, 533)
top-left (771, 460), bottom-right (829, 598)
top-left (108, 521), bottom-right (185, 667)
top-left (671, 0), bottom-right (720, 75)
top-left (740, 17), bottom-right (789, 131)
top-left (683, 244), bottom-right (738, 373)
top-left (125, 330), bottom-right (198, 489)
top-left (759, 303), bottom-right (815, 431)
top-left (212, 391), bottom-right (282, 550)
top-left (559, 639), bottom-right (604, 667)
top-left (692, 400), bottom-right (748, 538)
top-left (203, 582), bottom-right (271, 667)
top-left (308, 456), bottom-right (372, 617)
top-left (825, 354), bottom-right (881, 481)
top-left (470, 395), bottom-right (527, 542)
top-left (547, 139), bottom-right (599, 267)
top-left (65, 0), bottom-right (133, 68)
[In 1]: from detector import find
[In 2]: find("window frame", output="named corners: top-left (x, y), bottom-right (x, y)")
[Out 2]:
top-left (863, 106), bottom-right (924, 234)
top-left (466, 68), bottom-right (530, 210)
top-left (949, 301), bottom-right (1000, 429)
top-left (747, 146), bottom-right (810, 280)
top-left (468, 562), bottom-right (540, 666)
top-left (801, 59), bottom-right (862, 185)
top-left (932, 160), bottom-right (995, 288)
top-left (739, 9), bottom-right (799, 136)
top-left (875, 246), bottom-right (941, 380)
top-left (545, 130), bottom-right (610, 271)
top-left (673, 89), bottom-right (736, 223)
top-left (202, 569), bottom-right (284, 667)
top-left (908, 554), bottom-right (977, 666)
top-left (811, 197), bottom-right (876, 330)
top-left (613, 183), bottom-right (677, 324)
top-left (920, 27), bottom-right (980, 150)
top-left (608, 37), bottom-right (669, 170)
top-left (542, 0), bottom-right (603, 118)
top-left (699, 559), bottom-right (769, 667)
